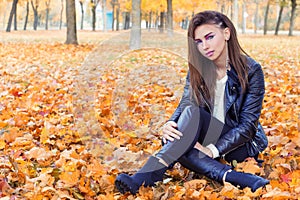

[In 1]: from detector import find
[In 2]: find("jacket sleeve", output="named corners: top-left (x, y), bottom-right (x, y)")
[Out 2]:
top-left (169, 71), bottom-right (193, 122)
top-left (215, 62), bottom-right (265, 156)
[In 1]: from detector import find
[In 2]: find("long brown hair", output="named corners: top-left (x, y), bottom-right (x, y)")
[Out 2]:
top-left (187, 10), bottom-right (248, 107)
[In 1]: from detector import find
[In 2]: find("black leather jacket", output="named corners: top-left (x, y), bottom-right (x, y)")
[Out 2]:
top-left (169, 57), bottom-right (268, 158)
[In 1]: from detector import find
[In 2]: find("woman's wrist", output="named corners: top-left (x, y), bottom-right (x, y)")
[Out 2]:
top-left (206, 144), bottom-right (220, 159)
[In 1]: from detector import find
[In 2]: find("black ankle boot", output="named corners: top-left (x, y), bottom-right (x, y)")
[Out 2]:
top-left (225, 170), bottom-right (269, 192)
top-left (179, 148), bottom-right (231, 182)
top-left (179, 148), bottom-right (269, 192)
top-left (115, 156), bottom-right (168, 194)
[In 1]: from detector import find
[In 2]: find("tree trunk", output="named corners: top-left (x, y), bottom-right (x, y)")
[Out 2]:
top-left (13, 0), bottom-right (18, 30)
top-left (79, 1), bottom-right (84, 30)
top-left (233, 0), bottom-right (238, 29)
top-left (242, 3), bottom-right (246, 34)
top-left (166, 0), bottom-right (173, 37)
top-left (65, 0), bottom-right (78, 44)
top-left (91, 1), bottom-right (96, 31)
top-left (159, 12), bottom-right (164, 33)
top-left (124, 11), bottom-right (130, 30)
top-left (275, 1), bottom-right (285, 35)
top-left (6, 0), bottom-right (18, 32)
top-left (45, 0), bottom-right (50, 30)
top-left (254, 0), bottom-right (259, 34)
top-left (24, 0), bottom-right (29, 30)
top-left (148, 11), bottom-right (152, 30)
top-left (130, 0), bottom-right (141, 50)
top-left (102, 0), bottom-right (107, 31)
top-left (116, 2), bottom-right (120, 31)
top-left (263, 0), bottom-right (270, 35)
top-left (112, 0), bottom-right (115, 31)
top-left (230, 0), bottom-right (234, 21)
top-left (31, 1), bottom-right (39, 30)
top-left (59, 0), bottom-right (63, 30)
top-left (288, 0), bottom-right (297, 36)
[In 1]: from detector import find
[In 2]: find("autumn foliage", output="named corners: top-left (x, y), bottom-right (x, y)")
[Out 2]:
top-left (0, 30), bottom-right (299, 199)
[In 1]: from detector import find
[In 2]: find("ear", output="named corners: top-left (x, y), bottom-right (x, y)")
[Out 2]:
top-left (224, 27), bottom-right (230, 41)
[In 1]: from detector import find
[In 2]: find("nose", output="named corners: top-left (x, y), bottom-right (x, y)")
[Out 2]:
top-left (202, 41), bottom-right (209, 50)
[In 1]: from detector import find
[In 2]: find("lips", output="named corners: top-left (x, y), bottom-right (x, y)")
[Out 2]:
top-left (206, 51), bottom-right (214, 57)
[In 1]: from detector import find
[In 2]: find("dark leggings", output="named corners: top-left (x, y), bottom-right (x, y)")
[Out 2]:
top-left (157, 105), bottom-right (255, 166)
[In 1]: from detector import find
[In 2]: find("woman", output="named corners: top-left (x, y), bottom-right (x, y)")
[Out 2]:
top-left (115, 10), bottom-right (269, 195)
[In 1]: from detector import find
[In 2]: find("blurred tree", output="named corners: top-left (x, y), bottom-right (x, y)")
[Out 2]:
top-left (91, 0), bottom-right (100, 31)
top-left (31, 0), bottom-right (39, 30)
top-left (111, 0), bottom-right (120, 31)
top-left (45, 0), bottom-right (51, 30)
top-left (288, 0), bottom-right (297, 36)
top-left (263, 0), bottom-right (271, 35)
top-left (102, 0), bottom-right (107, 31)
top-left (6, 0), bottom-right (18, 32)
top-left (242, 1), bottom-right (246, 33)
top-left (59, 0), bottom-right (64, 30)
top-left (24, 0), bottom-right (29, 30)
top-left (254, 0), bottom-right (260, 34)
top-left (275, 0), bottom-right (287, 35)
top-left (130, 0), bottom-right (140, 49)
top-left (79, 0), bottom-right (84, 30)
top-left (65, 0), bottom-right (78, 44)
top-left (166, 0), bottom-right (173, 36)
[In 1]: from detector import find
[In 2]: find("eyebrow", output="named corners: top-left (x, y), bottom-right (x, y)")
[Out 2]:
top-left (204, 32), bottom-right (214, 38)
top-left (195, 32), bottom-right (214, 40)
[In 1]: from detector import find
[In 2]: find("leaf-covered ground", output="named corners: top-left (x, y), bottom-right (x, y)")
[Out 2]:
top-left (0, 30), bottom-right (299, 199)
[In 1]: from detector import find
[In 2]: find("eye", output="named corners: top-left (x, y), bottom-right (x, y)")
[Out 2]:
top-left (194, 39), bottom-right (202, 46)
top-left (206, 35), bottom-right (215, 41)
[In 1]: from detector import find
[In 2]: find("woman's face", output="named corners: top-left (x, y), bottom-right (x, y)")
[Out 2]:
top-left (194, 24), bottom-right (230, 65)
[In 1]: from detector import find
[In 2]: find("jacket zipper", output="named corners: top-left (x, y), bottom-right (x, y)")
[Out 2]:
top-left (221, 142), bottom-right (245, 160)
top-left (200, 92), bottom-right (212, 114)
top-left (233, 103), bottom-right (239, 122)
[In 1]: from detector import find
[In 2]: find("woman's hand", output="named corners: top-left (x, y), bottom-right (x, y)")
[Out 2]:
top-left (194, 142), bottom-right (213, 158)
top-left (162, 121), bottom-right (183, 144)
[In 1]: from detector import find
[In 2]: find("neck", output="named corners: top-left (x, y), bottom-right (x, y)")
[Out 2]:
top-left (215, 57), bottom-right (229, 80)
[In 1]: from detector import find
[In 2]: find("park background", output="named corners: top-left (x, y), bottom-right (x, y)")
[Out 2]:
top-left (0, 0), bottom-right (299, 199)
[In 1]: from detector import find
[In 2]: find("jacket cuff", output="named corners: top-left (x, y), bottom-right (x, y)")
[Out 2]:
top-left (206, 144), bottom-right (220, 159)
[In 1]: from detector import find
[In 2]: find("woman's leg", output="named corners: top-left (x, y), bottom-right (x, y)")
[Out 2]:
top-left (115, 106), bottom-right (207, 194)
top-left (179, 148), bottom-right (269, 192)
top-left (224, 144), bottom-right (258, 164)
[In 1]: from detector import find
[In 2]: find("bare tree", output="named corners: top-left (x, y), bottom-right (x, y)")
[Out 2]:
top-left (13, 0), bottom-right (18, 30)
top-left (288, 0), bottom-right (297, 36)
top-left (31, 0), bottom-right (39, 30)
top-left (6, 0), bottom-right (18, 32)
top-left (263, 0), bottom-right (271, 35)
top-left (130, 0), bottom-right (141, 50)
top-left (79, 0), bottom-right (84, 30)
top-left (45, 0), bottom-right (51, 30)
top-left (102, 0), bottom-right (107, 31)
top-left (65, 0), bottom-right (78, 44)
top-left (166, 0), bottom-right (173, 37)
top-left (275, 0), bottom-right (287, 35)
top-left (242, 2), bottom-right (246, 33)
top-left (254, 0), bottom-right (260, 34)
top-left (112, 0), bottom-right (116, 30)
top-left (24, 0), bottom-right (29, 30)
top-left (116, 1), bottom-right (120, 30)
top-left (91, 0), bottom-right (100, 31)
top-left (233, 0), bottom-right (238, 29)
top-left (59, 0), bottom-right (63, 30)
